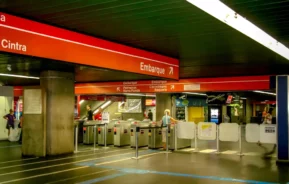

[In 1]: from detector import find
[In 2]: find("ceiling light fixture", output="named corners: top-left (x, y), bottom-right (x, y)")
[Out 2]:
top-left (0, 73), bottom-right (39, 79)
top-left (123, 93), bottom-right (156, 97)
top-left (93, 109), bottom-right (99, 115)
top-left (100, 100), bottom-right (112, 109)
top-left (253, 90), bottom-right (276, 96)
top-left (186, 0), bottom-right (289, 60)
top-left (79, 100), bottom-right (84, 104)
top-left (183, 92), bottom-right (207, 96)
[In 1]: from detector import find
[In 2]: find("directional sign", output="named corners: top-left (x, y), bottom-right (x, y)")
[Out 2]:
top-left (13, 76), bottom-right (270, 96)
top-left (169, 67), bottom-right (174, 75)
top-left (74, 76), bottom-right (270, 94)
top-left (0, 12), bottom-right (179, 79)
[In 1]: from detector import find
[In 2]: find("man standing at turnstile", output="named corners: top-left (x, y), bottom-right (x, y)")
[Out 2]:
top-left (148, 110), bottom-right (153, 121)
top-left (161, 109), bottom-right (177, 150)
top-left (86, 105), bottom-right (94, 121)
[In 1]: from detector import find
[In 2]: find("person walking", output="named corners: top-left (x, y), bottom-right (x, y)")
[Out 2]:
top-left (161, 109), bottom-right (177, 150)
top-left (3, 109), bottom-right (15, 136)
top-left (18, 115), bottom-right (23, 144)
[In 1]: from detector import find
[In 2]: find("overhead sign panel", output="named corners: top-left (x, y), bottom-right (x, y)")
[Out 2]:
top-left (0, 13), bottom-right (179, 79)
top-left (75, 76), bottom-right (270, 94)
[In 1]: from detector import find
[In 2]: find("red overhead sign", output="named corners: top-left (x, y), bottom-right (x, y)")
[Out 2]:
top-left (13, 76), bottom-right (270, 96)
top-left (0, 13), bottom-right (179, 79)
top-left (74, 76), bottom-right (270, 95)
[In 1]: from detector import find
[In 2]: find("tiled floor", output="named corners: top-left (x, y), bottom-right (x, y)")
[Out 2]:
top-left (0, 140), bottom-right (286, 184)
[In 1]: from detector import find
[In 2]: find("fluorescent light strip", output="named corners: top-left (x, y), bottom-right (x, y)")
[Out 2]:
top-left (124, 93), bottom-right (156, 97)
top-left (79, 100), bottom-right (84, 104)
top-left (93, 109), bottom-right (99, 115)
top-left (186, 0), bottom-right (289, 60)
top-left (0, 73), bottom-right (39, 79)
top-left (253, 90), bottom-right (276, 96)
top-left (183, 92), bottom-right (207, 96)
top-left (101, 100), bottom-right (112, 109)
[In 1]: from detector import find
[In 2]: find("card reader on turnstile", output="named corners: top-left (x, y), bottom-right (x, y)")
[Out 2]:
top-left (83, 121), bottom-right (99, 145)
top-left (98, 120), bottom-right (116, 146)
top-left (114, 120), bottom-right (131, 147)
top-left (148, 122), bottom-right (162, 149)
top-left (130, 120), bottom-right (150, 148)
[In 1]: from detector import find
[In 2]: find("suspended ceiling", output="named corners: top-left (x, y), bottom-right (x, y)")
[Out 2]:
top-left (0, 0), bottom-right (288, 85)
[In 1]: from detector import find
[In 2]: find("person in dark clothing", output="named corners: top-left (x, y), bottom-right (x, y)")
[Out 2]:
top-left (19, 115), bottom-right (23, 144)
top-left (86, 105), bottom-right (94, 121)
top-left (3, 109), bottom-right (15, 136)
top-left (148, 109), bottom-right (153, 121)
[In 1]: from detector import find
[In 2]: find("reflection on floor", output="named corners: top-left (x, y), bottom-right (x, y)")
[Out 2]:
top-left (0, 140), bottom-right (286, 184)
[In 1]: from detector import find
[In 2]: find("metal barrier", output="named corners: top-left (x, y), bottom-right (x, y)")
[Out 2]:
top-left (74, 123), bottom-right (79, 153)
top-left (132, 126), bottom-right (167, 159)
top-left (245, 124), bottom-right (276, 144)
top-left (130, 121), bottom-right (277, 159)
top-left (175, 122), bottom-right (244, 156)
top-left (74, 122), bottom-right (107, 153)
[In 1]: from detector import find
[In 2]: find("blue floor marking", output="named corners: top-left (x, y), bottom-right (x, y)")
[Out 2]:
top-left (77, 173), bottom-right (126, 184)
top-left (95, 165), bottom-right (279, 184)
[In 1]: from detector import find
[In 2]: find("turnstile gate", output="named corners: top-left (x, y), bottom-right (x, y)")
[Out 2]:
top-left (98, 120), bottom-right (116, 146)
top-left (114, 121), bottom-right (131, 147)
top-left (83, 121), bottom-right (99, 145)
top-left (148, 122), bottom-right (162, 149)
top-left (130, 120), bottom-right (150, 148)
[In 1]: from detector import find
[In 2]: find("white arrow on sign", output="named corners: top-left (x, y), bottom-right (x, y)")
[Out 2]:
top-left (117, 87), bottom-right (120, 92)
top-left (169, 67), bottom-right (173, 75)
top-left (171, 85), bottom-right (175, 90)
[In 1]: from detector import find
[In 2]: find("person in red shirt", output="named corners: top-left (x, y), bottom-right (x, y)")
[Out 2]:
top-left (94, 108), bottom-right (102, 121)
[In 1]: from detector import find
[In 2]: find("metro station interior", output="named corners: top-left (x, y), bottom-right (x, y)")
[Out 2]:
top-left (0, 1), bottom-right (289, 183)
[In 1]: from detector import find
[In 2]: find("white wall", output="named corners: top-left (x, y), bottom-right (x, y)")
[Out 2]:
top-left (0, 97), bottom-right (13, 140)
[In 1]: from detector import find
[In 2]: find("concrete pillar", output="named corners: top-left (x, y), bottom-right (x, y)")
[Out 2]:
top-left (22, 87), bottom-right (46, 157)
top-left (276, 76), bottom-right (289, 163)
top-left (156, 94), bottom-right (172, 121)
top-left (41, 71), bottom-right (75, 156)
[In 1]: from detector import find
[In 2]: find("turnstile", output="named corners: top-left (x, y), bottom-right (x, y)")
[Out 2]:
top-left (114, 121), bottom-right (131, 147)
top-left (130, 120), bottom-right (150, 148)
top-left (168, 124), bottom-right (191, 150)
top-left (98, 120), bottom-right (116, 146)
top-left (83, 121), bottom-right (99, 145)
top-left (148, 122), bottom-right (162, 149)
top-left (74, 120), bottom-right (84, 143)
